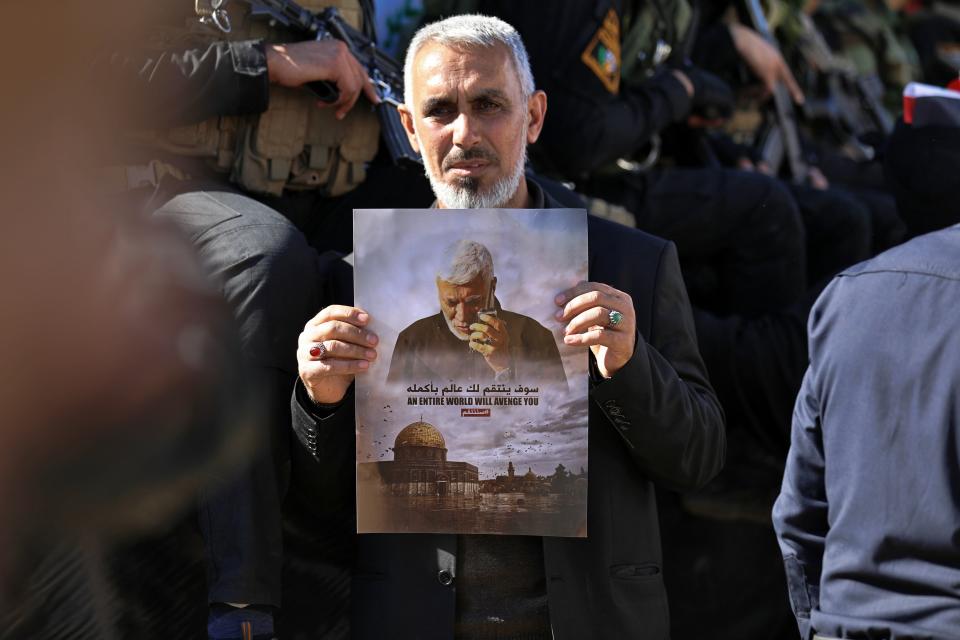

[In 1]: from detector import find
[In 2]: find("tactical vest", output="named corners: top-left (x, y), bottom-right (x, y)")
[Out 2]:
top-left (136, 0), bottom-right (380, 197)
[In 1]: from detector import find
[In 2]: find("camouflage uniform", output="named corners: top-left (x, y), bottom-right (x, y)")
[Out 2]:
top-left (814, 0), bottom-right (920, 111)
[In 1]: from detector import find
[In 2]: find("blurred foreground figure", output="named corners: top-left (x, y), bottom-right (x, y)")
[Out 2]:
top-left (0, 2), bottom-right (259, 637)
top-left (773, 99), bottom-right (960, 639)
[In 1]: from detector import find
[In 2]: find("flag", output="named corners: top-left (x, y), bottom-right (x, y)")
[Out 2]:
top-left (903, 82), bottom-right (960, 127)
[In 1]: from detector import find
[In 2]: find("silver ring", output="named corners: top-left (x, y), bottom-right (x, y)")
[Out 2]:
top-left (311, 342), bottom-right (328, 359)
top-left (608, 309), bottom-right (623, 327)
top-left (212, 8), bottom-right (232, 33)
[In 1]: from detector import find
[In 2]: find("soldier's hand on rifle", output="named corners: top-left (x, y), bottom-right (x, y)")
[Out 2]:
top-left (266, 40), bottom-right (381, 119)
top-left (469, 313), bottom-right (511, 375)
top-left (729, 23), bottom-right (805, 105)
top-left (298, 305), bottom-right (379, 405)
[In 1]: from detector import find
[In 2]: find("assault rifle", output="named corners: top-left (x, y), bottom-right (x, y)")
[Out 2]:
top-left (201, 0), bottom-right (421, 167)
top-left (794, 12), bottom-right (893, 160)
top-left (743, 0), bottom-right (808, 184)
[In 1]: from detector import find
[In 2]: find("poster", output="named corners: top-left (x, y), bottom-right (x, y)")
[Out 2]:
top-left (354, 208), bottom-right (589, 536)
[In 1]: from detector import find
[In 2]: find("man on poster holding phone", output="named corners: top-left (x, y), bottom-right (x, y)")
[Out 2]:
top-left (386, 238), bottom-right (568, 386)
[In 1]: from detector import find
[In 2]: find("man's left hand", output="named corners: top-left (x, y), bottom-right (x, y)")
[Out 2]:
top-left (556, 282), bottom-right (636, 379)
top-left (469, 312), bottom-right (511, 373)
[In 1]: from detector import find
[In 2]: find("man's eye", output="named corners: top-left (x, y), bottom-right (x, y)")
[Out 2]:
top-left (477, 100), bottom-right (500, 112)
top-left (427, 106), bottom-right (454, 118)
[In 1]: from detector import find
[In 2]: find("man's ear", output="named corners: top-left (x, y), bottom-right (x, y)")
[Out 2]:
top-left (398, 103), bottom-right (421, 153)
top-left (526, 90), bottom-right (547, 144)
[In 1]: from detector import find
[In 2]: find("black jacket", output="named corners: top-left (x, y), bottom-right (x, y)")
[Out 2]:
top-left (290, 179), bottom-right (725, 639)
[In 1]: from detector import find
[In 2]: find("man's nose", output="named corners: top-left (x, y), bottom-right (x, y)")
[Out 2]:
top-left (451, 112), bottom-right (481, 148)
top-left (454, 303), bottom-right (466, 321)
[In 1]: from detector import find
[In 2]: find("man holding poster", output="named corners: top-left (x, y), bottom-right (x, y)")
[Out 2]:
top-left (292, 14), bottom-right (724, 640)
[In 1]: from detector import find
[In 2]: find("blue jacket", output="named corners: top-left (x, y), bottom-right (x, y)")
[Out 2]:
top-left (773, 224), bottom-right (960, 640)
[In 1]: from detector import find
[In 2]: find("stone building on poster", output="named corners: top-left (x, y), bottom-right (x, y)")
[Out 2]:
top-left (358, 419), bottom-right (480, 497)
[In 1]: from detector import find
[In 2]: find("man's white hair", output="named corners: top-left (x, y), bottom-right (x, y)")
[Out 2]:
top-left (403, 14), bottom-right (536, 106)
top-left (437, 239), bottom-right (495, 286)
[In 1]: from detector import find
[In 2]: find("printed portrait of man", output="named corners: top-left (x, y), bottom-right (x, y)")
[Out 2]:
top-left (386, 238), bottom-right (568, 387)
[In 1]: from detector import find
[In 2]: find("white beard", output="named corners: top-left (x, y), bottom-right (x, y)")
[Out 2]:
top-left (418, 129), bottom-right (528, 209)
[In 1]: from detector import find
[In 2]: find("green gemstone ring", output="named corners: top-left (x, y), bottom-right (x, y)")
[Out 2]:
top-left (608, 310), bottom-right (623, 327)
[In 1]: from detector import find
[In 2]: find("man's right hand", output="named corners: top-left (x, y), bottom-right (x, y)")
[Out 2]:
top-left (266, 40), bottom-right (381, 119)
top-left (298, 305), bottom-right (379, 405)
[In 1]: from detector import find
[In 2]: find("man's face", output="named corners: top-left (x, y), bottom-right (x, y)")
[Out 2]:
top-left (399, 41), bottom-right (546, 208)
top-left (436, 274), bottom-right (493, 340)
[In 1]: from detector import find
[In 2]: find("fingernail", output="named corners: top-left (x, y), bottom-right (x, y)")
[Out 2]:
top-left (357, 312), bottom-right (369, 323)
top-left (367, 333), bottom-right (378, 345)
top-left (555, 294), bottom-right (566, 305)
top-left (554, 309), bottom-right (564, 320)
top-left (563, 335), bottom-right (577, 344)
top-left (359, 360), bottom-right (369, 369)
top-left (365, 350), bottom-right (377, 359)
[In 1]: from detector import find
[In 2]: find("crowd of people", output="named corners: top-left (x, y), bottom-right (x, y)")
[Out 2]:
top-left (1, 0), bottom-right (959, 639)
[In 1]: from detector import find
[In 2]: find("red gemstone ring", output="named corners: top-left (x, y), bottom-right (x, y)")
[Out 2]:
top-left (309, 342), bottom-right (328, 359)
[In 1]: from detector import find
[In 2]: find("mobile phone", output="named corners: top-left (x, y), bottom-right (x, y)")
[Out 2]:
top-left (472, 308), bottom-right (497, 346)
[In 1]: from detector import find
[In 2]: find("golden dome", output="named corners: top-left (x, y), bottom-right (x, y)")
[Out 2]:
top-left (395, 421), bottom-right (446, 449)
